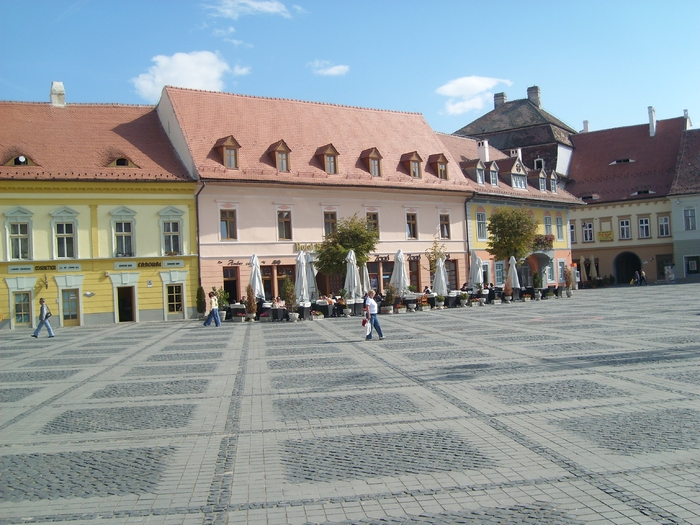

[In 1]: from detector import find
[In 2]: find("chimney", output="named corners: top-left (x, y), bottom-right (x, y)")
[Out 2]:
top-left (527, 85), bottom-right (541, 108)
top-left (494, 92), bottom-right (507, 108)
top-left (582, 120), bottom-right (589, 133)
top-left (648, 106), bottom-right (656, 137)
top-left (509, 148), bottom-right (521, 160)
top-left (477, 140), bottom-right (489, 162)
top-left (50, 81), bottom-right (66, 107)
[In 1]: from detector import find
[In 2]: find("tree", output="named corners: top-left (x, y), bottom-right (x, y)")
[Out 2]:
top-left (211, 286), bottom-right (229, 308)
top-left (196, 286), bottom-right (206, 315)
top-left (423, 237), bottom-right (447, 274)
top-left (486, 207), bottom-right (538, 262)
top-left (315, 213), bottom-right (379, 277)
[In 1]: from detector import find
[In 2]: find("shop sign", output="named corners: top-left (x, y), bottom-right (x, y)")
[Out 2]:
top-left (294, 242), bottom-right (320, 252)
top-left (34, 264), bottom-right (57, 271)
top-left (114, 261), bottom-right (137, 270)
top-left (137, 261), bottom-right (163, 268)
top-left (58, 263), bottom-right (82, 271)
top-left (598, 230), bottom-right (613, 241)
top-left (8, 265), bottom-right (33, 273)
top-left (163, 260), bottom-right (184, 268)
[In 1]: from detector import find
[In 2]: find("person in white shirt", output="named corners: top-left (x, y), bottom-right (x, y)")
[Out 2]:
top-left (203, 291), bottom-right (221, 327)
top-left (363, 290), bottom-right (384, 340)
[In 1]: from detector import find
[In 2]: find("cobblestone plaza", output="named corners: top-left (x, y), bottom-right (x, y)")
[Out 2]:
top-left (1, 285), bottom-right (700, 524)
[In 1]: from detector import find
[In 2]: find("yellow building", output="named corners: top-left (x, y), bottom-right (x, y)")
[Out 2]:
top-left (1, 84), bottom-right (197, 330)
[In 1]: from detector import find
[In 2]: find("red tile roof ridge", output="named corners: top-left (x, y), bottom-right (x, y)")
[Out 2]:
top-left (575, 116), bottom-right (686, 136)
top-left (0, 100), bottom-right (155, 108)
top-left (163, 85), bottom-right (423, 116)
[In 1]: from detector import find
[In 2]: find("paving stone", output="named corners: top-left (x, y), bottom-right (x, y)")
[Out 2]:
top-left (477, 379), bottom-right (630, 405)
top-left (147, 352), bottom-right (223, 362)
top-left (22, 357), bottom-right (107, 367)
top-left (0, 369), bottom-right (81, 382)
top-left (90, 379), bottom-right (210, 398)
top-left (270, 371), bottom-right (380, 391)
top-left (267, 356), bottom-right (357, 370)
top-left (273, 393), bottom-right (420, 421)
top-left (125, 364), bottom-right (219, 376)
top-left (0, 387), bottom-right (41, 403)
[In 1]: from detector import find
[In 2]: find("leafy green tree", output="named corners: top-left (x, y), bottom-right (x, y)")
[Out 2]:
top-left (315, 214), bottom-right (379, 277)
top-left (196, 286), bottom-right (206, 315)
top-left (211, 286), bottom-right (229, 308)
top-left (282, 276), bottom-right (297, 313)
top-left (486, 207), bottom-right (538, 262)
top-left (423, 238), bottom-right (447, 274)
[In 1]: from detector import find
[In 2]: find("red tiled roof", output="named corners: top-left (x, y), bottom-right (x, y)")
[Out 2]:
top-left (567, 117), bottom-right (688, 203)
top-left (670, 129), bottom-right (700, 196)
top-left (437, 133), bottom-right (581, 204)
top-left (0, 102), bottom-right (191, 182)
top-left (162, 87), bottom-right (481, 192)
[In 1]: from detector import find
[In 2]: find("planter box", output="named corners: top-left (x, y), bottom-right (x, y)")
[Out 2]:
top-left (380, 306), bottom-right (393, 314)
top-left (232, 316), bottom-right (245, 322)
top-left (395, 307), bottom-right (407, 314)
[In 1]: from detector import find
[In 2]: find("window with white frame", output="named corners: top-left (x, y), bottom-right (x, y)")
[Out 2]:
top-left (476, 169), bottom-right (485, 184)
top-left (277, 152), bottom-right (289, 172)
top-left (539, 177), bottom-right (546, 192)
top-left (544, 215), bottom-right (552, 235)
top-left (495, 261), bottom-right (505, 286)
top-left (111, 206), bottom-right (136, 257)
top-left (546, 261), bottom-right (554, 283)
top-left (159, 206), bottom-right (184, 255)
top-left (570, 221), bottom-right (576, 243)
top-left (410, 161), bottom-right (421, 178)
top-left (9, 222), bottom-right (30, 260)
top-left (366, 211), bottom-right (379, 233)
top-left (658, 215), bottom-right (670, 237)
top-left (684, 208), bottom-right (696, 230)
top-left (490, 170), bottom-right (498, 186)
top-left (370, 158), bottom-right (380, 176)
top-left (583, 222), bottom-right (593, 242)
top-left (438, 162), bottom-right (447, 180)
top-left (556, 216), bottom-right (564, 240)
top-left (324, 211), bottom-right (337, 236)
top-left (439, 214), bottom-right (450, 239)
top-left (550, 176), bottom-right (558, 193)
top-left (476, 211), bottom-right (487, 240)
top-left (406, 213), bottom-right (418, 239)
top-left (619, 219), bottom-right (631, 240)
top-left (220, 209), bottom-right (237, 240)
top-left (481, 262), bottom-right (490, 285)
top-left (325, 154), bottom-right (337, 174)
top-left (225, 148), bottom-right (238, 169)
top-left (511, 175), bottom-right (527, 189)
top-left (558, 260), bottom-right (566, 282)
top-left (639, 217), bottom-right (650, 238)
top-left (278, 209), bottom-right (292, 240)
top-left (56, 223), bottom-right (75, 258)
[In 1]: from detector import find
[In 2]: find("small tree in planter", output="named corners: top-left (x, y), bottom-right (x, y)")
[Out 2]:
top-left (564, 267), bottom-right (573, 297)
top-left (532, 272), bottom-right (542, 300)
top-left (196, 286), bottom-right (206, 318)
top-left (435, 294), bottom-right (445, 308)
top-left (212, 286), bottom-right (229, 310)
top-left (382, 284), bottom-right (396, 314)
top-left (245, 284), bottom-right (257, 320)
top-left (459, 292), bottom-right (469, 306)
top-left (503, 278), bottom-right (513, 303)
top-left (282, 276), bottom-right (298, 321)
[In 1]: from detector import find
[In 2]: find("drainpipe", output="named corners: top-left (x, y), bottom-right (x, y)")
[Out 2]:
top-left (464, 193), bottom-right (475, 282)
top-left (195, 180), bottom-right (207, 286)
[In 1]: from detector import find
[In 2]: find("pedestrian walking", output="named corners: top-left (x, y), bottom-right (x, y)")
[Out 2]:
top-left (363, 290), bottom-right (384, 340)
top-left (640, 270), bottom-right (648, 286)
top-left (633, 271), bottom-right (640, 286)
top-left (203, 291), bottom-right (221, 327)
top-left (32, 298), bottom-right (54, 338)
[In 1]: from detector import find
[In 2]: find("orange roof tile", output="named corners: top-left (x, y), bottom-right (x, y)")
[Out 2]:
top-left (0, 102), bottom-right (191, 182)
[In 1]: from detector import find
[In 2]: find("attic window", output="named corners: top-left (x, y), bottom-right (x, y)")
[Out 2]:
top-left (630, 190), bottom-right (656, 196)
top-left (490, 169), bottom-right (498, 186)
top-left (539, 177), bottom-right (546, 192)
top-left (582, 194), bottom-right (601, 201)
top-left (400, 151), bottom-right (423, 179)
top-left (267, 140), bottom-right (291, 172)
top-left (610, 158), bottom-right (635, 165)
top-left (315, 144), bottom-right (340, 174)
top-left (550, 175), bottom-right (558, 193)
top-left (15, 155), bottom-right (27, 165)
top-left (511, 174), bottom-right (527, 189)
top-left (108, 157), bottom-right (138, 168)
top-left (116, 158), bottom-right (129, 166)
top-left (5, 155), bottom-right (36, 166)
top-left (360, 148), bottom-right (383, 176)
top-left (213, 135), bottom-right (241, 169)
top-left (534, 158), bottom-right (544, 170)
top-left (427, 153), bottom-right (449, 180)
top-left (476, 168), bottom-right (485, 184)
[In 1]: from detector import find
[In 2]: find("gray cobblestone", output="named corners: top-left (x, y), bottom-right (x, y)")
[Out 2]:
top-left (267, 356), bottom-right (356, 370)
top-left (125, 364), bottom-right (219, 376)
top-left (0, 370), bottom-right (81, 382)
top-left (22, 357), bottom-right (107, 367)
top-left (0, 387), bottom-right (41, 402)
top-left (147, 352), bottom-right (223, 362)
top-left (271, 371), bottom-right (379, 391)
top-left (477, 379), bottom-right (630, 405)
top-left (90, 379), bottom-right (210, 398)
top-left (407, 349), bottom-right (488, 361)
top-left (273, 393), bottom-right (420, 420)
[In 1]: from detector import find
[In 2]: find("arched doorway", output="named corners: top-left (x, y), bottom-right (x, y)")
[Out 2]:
top-left (615, 252), bottom-right (641, 285)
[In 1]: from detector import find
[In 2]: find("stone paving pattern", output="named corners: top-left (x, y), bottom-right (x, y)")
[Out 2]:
top-left (0, 285), bottom-right (699, 524)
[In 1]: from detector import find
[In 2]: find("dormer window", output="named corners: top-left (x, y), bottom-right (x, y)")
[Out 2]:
top-left (400, 151), bottom-right (423, 179)
top-left (550, 175), bottom-right (558, 193)
top-left (267, 140), bottom-right (291, 172)
top-left (108, 156), bottom-right (138, 168)
top-left (610, 158), bottom-right (635, 165)
top-left (427, 153), bottom-right (449, 180)
top-left (5, 154), bottom-right (37, 166)
top-left (315, 144), bottom-right (339, 174)
top-left (214, 135), bottom-right (241, 169)
top-left (539, 176), bottom-right (546, 192)
top-left (490, 169), bottom-right (498, 186)
top-left (361, 148), bottom-right (383, 176)
top-left (511, 174), bottom-right (527, 189)
top-left (476, 168), bottom-right (485, 184)
top-left (534, 158), bottom-right (544, 170)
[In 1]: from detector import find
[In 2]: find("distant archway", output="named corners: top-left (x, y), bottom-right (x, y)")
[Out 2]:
top-left (614, 252), bottom-right (641, 284)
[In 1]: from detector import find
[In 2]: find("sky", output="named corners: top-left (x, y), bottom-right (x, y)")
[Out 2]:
top-left (2, 0), bottom-right (699, 135)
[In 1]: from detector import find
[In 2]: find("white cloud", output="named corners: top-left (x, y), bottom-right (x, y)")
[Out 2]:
top-left (308, 60), bottom-right (349, 76)
top-left (436, 75), bottom-right (512, 115)
top-left (233, 64), bottom-right (251, 76)
top-left (207, 0), bottom-right (291, 19)
top-left (131, 51), bottom-right (231, 103)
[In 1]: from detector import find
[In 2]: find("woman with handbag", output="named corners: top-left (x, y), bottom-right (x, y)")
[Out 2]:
top-left (32, 297), bottom-right (55, 338)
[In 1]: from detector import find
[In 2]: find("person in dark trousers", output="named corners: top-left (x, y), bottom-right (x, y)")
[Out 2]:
top-left (32, 298), bottom-right (54, 338)
top-left (633, 271), bottom-right (640, 286)
top-left (363, 290), bottom-right (384, 340)
top-left (639, 270), bottom-right (648, 286)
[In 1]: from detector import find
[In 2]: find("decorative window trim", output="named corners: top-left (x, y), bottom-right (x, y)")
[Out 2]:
top-left (214, 135), bottom-right (241, 169)
top-left (159, 270), bottom-right (189, 320)
top-left (405, 209), bottom-right (419, 240)
top-left (159, 206), bottom-right (184, 256)
top-left (400, 151), bottom-right (423, 179)
top-left (439, 211), bottom-right (451, 240)
top-left (315, 144), bottom-right (340, 174)
top-left (476, 208), bottom-right (488, 241)
top-left (110, 206), bottom-right (137, 257)
top-left (360, 148), bottom-right (383, 176)
top-left (658, 215), bottom-right (671, 237)
top-left (276, 204), bottom-right (293, 241)
top-left (267, 140), bottom-right (292, 172)
top-left (365, 206), bottom-right (380, 239)
top-left (219, 204), bottom-right (238, 242)
top-left (544, 214), bottom-right (552, 236)
top-left (5, 206), bottom-right (34, 261)
top-left (534, 158), bottom-right (544, 170)
top-left (50, 206), bottom-right (79, 260)
top-left (322, 205), bottom-right (338, 237)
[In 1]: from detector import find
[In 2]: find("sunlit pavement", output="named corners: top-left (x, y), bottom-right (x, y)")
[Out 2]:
top-left (1, 284), bottom-right (699, 524)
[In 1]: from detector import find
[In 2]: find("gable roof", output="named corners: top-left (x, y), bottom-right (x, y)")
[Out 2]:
top-left (161, 87), bottom-right (482, 193)
top-left (0, 102), bottom-right (191, 182)
top-left (567, 117), bottom-right (688, 203)
top-left (669, 128), bottom-right (700, 196)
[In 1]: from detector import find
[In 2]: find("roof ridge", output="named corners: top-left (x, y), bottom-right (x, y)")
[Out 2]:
top-left (0, 100), bottom-right (155, 108)
top-left (164, 85), bottom-right (423, 116)
top-left (576, 115), bottom-right (687, 135)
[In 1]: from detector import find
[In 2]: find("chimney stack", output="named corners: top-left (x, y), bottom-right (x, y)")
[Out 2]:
top-left (494, 92), bottom-right (507, 108)
top-left (477, 140), bottom-right (490, 162)
top-left (582, 120), bottom-right (589, 133)
top-left (50, 81), bottom-right (66, 107)
top-left (527, 85), bottom-right (541, 108)
top-left (509, 148), bottom-right (521, 160)
top-left (648, 106), bottom-right (656, 137)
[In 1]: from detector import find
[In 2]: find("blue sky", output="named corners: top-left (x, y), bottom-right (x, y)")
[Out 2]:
top-left (2, 0), bottom-right (699, 134)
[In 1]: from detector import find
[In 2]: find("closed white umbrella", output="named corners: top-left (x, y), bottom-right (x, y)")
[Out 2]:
top-left (389, 249), bottom-right (409, 297)
top-left (508, 256), bottom-right (520, 289)
top-left (470, 252), bottom-right (484, 288)
top-left (579, 255), bottom-right (588, 282)
top-left (249, 254), bottom-right (265, 300)
top-left (432, 256), bottom-right (449, 296)
top-left (344, 250), bottom-right (362, 300)
top-left (589, 255), bottom-right (598, 280)
top-left (305, 252), bottom-right (318, 301)
top-left (295, 250), bottom-right (308, 303)
top-left (360, 264), bottom-right (371, 295)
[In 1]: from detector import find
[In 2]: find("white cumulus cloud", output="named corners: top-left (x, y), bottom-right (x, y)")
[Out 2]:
top-left (131, 51), bottom-right (231, 103)
top-left (207, 0), bottom-right (291, 19)
top-left (308, 60), bottom-right (349, 76)
top-left (436, 75), bottom-right (512, 115)
top-left (233, 64), bottom-right (251, 76)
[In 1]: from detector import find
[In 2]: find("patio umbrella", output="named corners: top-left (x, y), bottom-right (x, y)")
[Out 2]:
top-left (579, 255), bottom-right (588, 282)
top-left (508, 256), bottom-right (521, 289)
top-left (344, 250), bottom-right (362, 300)
top-left (589, 255), bottom-right (598, 280)
top-left (294, 250), bottom-right (308, 303)
top-left (432, 256), bottom-right (449, 296)
top-left (469, 252), bottom-right (484, 288)
top-left (305, 252), bottom-right (318, 301)
top-left (248, 254), bottom-right (265, 300)
top-left (389, 249), bottom-right (409, 297)
top-left (360, 264), bottom-right (371, 295)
